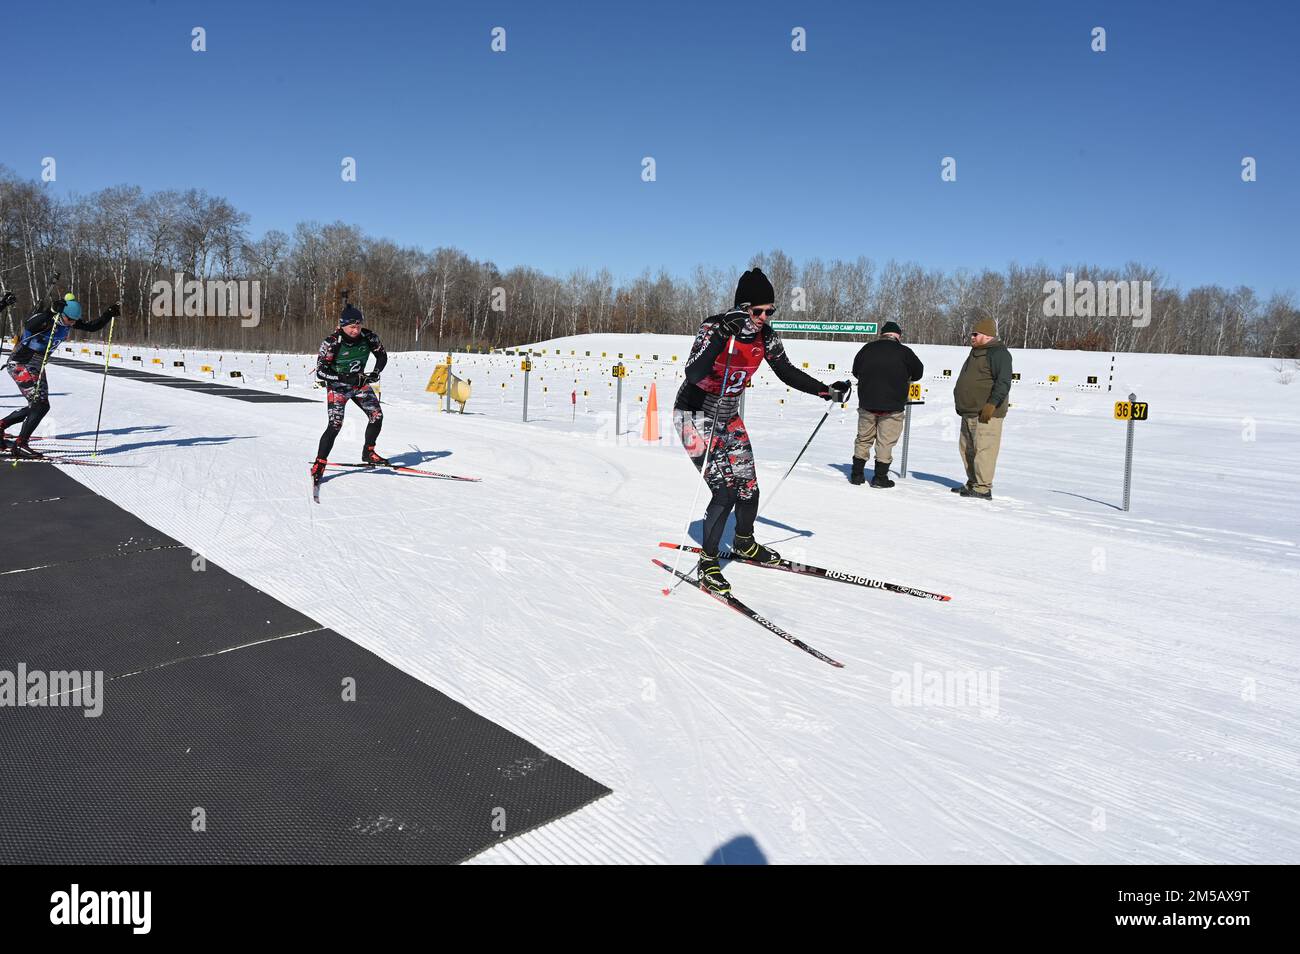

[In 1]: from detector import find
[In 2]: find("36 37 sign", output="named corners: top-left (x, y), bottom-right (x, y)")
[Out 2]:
top-left (1114, 401), bottom-right (1150, 421)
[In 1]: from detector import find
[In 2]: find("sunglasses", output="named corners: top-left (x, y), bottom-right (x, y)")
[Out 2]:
top-left (750, 307), bottom-right (777, 317)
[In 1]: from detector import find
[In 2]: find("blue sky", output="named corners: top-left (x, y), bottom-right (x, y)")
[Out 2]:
top-left (3, 0), bottom-right (1296, 293)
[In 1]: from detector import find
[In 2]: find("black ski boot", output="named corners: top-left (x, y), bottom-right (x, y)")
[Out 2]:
top-left (310, 457), bottom-right (328, 483)
top-left (362, 445), bottom-right (390, 467)
top-left (849, 457), bottom-right (867, 485)
top-left (697, 554), bottom-right (732, 596)
top-left (959, 486), bottom-right (992, 500)
top-left (11, 437), bottom-right (44, 460)
top-left (731, 533), bottom-right (781, 566)
top-left (871, 461), bottom-right (895, 488)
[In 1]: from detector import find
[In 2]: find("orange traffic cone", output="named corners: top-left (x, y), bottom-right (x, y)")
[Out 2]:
top-left (642, 381), bottom-right (660, 442)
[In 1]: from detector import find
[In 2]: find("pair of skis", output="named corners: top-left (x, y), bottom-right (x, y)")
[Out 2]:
top-left (654, 542), bottom-right (952, 669)
top-left (2, 435), bottom-right (135, 468)
top-left (6, 452), bottom-right (134, 468)
top-left (312, 459), bottom-right (481, 502)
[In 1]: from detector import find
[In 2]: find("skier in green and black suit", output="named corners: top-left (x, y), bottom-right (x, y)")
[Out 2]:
top-left (311, 303), bottom-right (389, 482)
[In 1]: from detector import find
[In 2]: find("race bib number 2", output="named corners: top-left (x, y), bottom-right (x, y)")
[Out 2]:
top-left (722, 369), bottom-right (749, 395)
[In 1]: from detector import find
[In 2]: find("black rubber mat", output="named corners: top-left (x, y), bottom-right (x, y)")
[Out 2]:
top-left (43, 352), bottom-right (313, 403)
top-left (0, 465), bottom-right (174, 573)
top-left (0, 628), bottom-right (606, 863)
top-left (0, 459), bottom-right (97, 503)
top-left (0, 466), bottom-right (609, 863)
top-left (0, 545), bottom-right (318, 674)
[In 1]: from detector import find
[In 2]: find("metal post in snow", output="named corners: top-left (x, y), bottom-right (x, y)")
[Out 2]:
top-left (901, 402), bottom-right (913, 478)
top-left (522, 358), bottom-right (530, 423)
top-left (1123, 391), bottom-right (1136, 512)
top-left (899, 399), bottom-right (925, 478)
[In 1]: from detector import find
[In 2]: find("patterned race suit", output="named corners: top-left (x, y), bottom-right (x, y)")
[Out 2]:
top-left (315, 327), bottom-right (388, 459)
top-left (2, 306), bottom-right (114, 439)
top-left (673, 313), bottom-right (825, 556)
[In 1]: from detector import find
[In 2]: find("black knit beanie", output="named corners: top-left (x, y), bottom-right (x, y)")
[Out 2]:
top-left (734, 268), bottom-right (775, 308)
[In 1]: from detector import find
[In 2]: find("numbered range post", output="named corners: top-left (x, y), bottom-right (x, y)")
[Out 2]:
top-left (611, 362), bottom-right (627, 436)
top-left (900, 382), bottom-right (925, 478)
top-left (1114, 392), bottom-right (1150, 511)
top-left (521, 356), bottom-right (532, 422)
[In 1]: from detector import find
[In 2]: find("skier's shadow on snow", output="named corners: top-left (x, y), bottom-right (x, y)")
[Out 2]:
top-left (49, 426), bottom-right (250, 456)
top-left (89, 434), bottom-right (255, 456)
top-left (704, 836), bottom-right (768, 865)
top-left (57, 425), bottom-right (169, 440)
top-left (398, 450), bottom-right (451, 466)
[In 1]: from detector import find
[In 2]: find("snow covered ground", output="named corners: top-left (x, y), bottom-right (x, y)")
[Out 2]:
top-left (11, 333), bottom-right (1299, 863)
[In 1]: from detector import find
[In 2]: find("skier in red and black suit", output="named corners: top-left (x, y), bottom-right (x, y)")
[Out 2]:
top-left (310, 303), bottom-right (389, 482)
top-left (673, 267), bottom-right (850, 595)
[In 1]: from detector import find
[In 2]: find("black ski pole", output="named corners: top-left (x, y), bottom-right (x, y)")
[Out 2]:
top-left (93, 315), bottom-right (117, 456)
top-left (757, 381), bottom-right (851, 520)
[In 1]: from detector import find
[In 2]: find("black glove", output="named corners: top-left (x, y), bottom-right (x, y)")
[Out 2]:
top-left (103, 303), bottom-right (121, 320)
top-left (363, 371), bottom-right (380, 384)
top-left (0, 291), bottom-right (15, 311)
top-left (52, 299), bottom-right (66, 315)
top-left (819, 380), bottom-right (852, 402)
top-left (717, 309), bottom-right (747, 337)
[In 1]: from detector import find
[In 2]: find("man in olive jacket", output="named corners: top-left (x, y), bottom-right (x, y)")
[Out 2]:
top-left (952, 312), bottom-right (1012, 499)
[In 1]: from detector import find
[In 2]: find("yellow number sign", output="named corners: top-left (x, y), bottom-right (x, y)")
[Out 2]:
top-left (1114, 401), bottom-right (1150, 421)
top-left (908, 382), bottom-right (922, 401)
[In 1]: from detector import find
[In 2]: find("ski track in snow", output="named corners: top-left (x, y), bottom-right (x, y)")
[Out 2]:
top-left (10, 337), bottom-right (1298, 864)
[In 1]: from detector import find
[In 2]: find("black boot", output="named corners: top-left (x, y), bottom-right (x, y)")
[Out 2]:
top-left (849, 457), bottom-right (866, 485)
top-left (959, 486), bottom-right (992, 500)
top-left (697, 554), bottom-right (732, 596)
top-left (870, 461), bottom-right (895, 488)
top-left (11, 437), bottom-right (44, 459)
top-left (731, 533), bottom-right (781, 565)
top-left (362, 444), bottom-right (390, 466)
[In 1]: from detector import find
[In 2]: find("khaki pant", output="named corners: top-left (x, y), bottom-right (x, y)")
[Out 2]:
top-left (855, 409), bottom-right (905, 464)
top-left (958, 414), bottom-right (1004, 493)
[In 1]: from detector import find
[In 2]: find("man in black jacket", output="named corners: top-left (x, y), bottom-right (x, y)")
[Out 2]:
top-left (849, 321), bottom-right (923, 487)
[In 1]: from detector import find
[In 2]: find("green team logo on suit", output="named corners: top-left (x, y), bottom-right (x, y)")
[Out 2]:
top-left (333, 338), bottom-right (373, 374)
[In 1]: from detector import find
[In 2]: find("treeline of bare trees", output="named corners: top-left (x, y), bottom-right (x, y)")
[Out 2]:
top-left (3, 168), bottom-right (1297, 358)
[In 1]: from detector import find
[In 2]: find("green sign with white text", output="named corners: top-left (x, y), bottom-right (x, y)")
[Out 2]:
top-left (770, 321), bottom-right (879, 335)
